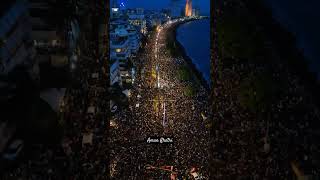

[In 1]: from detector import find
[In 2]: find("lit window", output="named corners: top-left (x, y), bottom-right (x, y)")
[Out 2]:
top-left (116, 48), bottom-right (121, 53)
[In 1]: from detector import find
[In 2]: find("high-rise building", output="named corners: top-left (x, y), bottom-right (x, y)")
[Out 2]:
top-left (110, 19), bottom-right (141, 85)
top-left (192, 8), bottom-right (196, 17)
top-left (185, 0), bottom-right (192, 17)
top-left (111, 0), bottom-right (120, 19)
top-left (195, 7), bottom-right (200, 17)
top-left (127, 8), bottom-right (147, 34)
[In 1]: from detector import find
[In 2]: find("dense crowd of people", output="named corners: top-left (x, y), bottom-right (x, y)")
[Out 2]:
top-left (110, 20), bottom-right (211, 179)
top-left (4, 2), bottom-right (319, 179)
top-left (212, 57), bottom-right (320, 179)
top-left (211, 1), bottom-right (320, 178)
top-left (1, 45), bottom-right (109, 179)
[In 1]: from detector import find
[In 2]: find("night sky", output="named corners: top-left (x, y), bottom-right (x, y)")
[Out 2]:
top-left (116, 0), bottom-right (210, 15)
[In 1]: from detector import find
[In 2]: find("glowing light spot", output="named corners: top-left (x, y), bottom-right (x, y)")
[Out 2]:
top-left (185, 0), bottom-right (192, 17)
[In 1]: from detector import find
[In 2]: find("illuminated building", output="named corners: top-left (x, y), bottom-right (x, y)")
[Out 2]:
top-left (110, 20), bottom-right (140, 85)
top-left (195, 7), bottom-right (200, 17)
top-left (127, 8), bottom-right (147, 34)
top-left (111, 0), bottom-right (120, 19)
top-left (185, 0), bottom-right (192, 17)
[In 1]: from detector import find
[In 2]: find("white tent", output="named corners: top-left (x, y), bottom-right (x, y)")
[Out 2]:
top-left (40, 88), bottom-right (66, 113)
top-left (91, 73), bottom-right (99, 78)
top-left (82, 133), bottom-right (93, 146)
top-left (264, 143), bottom-right (270, 153)
top-left (122, 89), bottom-right (131, 97)
top-left (87, 106), bottom-right (95, 114)
top-left (51, 55), bottom-right (68, 67)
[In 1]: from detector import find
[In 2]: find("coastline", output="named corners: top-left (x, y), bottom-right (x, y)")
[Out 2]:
top-left (168, 19), bottom-right (210, 92)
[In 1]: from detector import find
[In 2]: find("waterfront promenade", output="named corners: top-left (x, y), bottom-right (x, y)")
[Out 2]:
top-left (110, 19), bottom-right (210, 179)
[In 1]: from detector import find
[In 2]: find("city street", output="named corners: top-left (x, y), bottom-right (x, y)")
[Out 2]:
top-left (110, 19), bottom-right (210, 179)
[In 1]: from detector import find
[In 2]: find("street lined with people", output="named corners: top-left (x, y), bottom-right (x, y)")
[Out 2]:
top-left (110, 19), bottom-right (210, 179)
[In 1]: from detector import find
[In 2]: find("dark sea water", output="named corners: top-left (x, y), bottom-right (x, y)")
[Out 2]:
top-left (263, 0), bottom-right (320, 77)
top-left (177, 19), bottom-right (210, 84)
